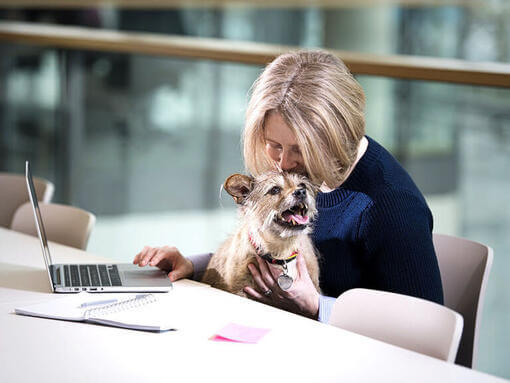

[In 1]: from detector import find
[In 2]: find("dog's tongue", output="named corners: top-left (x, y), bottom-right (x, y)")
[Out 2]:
top-left (289, 214), bottom-right (309, 225)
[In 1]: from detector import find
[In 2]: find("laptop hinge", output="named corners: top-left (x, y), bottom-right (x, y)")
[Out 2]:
top-left (49, 264), bottom-right (61, 286)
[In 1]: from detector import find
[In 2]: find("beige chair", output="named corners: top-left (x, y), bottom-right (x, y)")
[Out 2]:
top-left (433, 233), bottom-right (493, 368)
top-left (0, 172), bottom-right (54, 228)
top-left (11, 202), bottom-right (96, 250)
top-left (329, 288), bottom-right (463, 362)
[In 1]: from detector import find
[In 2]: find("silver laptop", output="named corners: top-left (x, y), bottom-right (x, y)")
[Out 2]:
top-left (25, 161), bottom-right (173, 293)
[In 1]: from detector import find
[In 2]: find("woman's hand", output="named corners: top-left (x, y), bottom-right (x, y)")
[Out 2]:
top-left (243, 253), bottom-right (320, 319)
top-left (133, 246), bottom-right (194, 282)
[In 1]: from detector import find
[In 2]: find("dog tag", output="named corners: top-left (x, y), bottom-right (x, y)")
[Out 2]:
top-left (277, 273), bottom-right (293, 291)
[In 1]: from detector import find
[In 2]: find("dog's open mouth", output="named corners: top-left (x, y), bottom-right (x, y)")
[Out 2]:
top-left (276, 203), bottom-right (310, 228)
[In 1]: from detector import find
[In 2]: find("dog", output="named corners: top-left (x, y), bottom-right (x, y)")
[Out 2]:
top-left (201, 171), bottom-right (320, 297)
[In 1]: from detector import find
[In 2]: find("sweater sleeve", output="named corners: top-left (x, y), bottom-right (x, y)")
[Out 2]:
top-left (358, 189), bottom-right (443, 304)
top-left (186, 253), bottom-right (213, 281)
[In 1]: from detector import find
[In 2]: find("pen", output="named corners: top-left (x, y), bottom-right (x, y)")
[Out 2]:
top-left (80, 299), bottom-right (118, 308)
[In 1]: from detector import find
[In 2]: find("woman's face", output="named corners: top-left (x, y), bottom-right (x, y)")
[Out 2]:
top-left (264, 112), bottom-right (306, 174)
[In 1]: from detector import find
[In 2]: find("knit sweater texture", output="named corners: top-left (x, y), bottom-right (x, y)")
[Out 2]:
top-left (315, 136), bottom-right (443, 322)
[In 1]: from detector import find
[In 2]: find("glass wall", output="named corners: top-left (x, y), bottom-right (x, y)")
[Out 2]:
top-left (1, 3), bottom-right (509, 378)
top-left (0, 44), bottom-right (253, 256)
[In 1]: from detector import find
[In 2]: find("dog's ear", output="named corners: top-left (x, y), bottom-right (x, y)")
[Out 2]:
top-left (224, 174), bottom-right (254, 205)
top-left (307, 180), bottom-right (321, 197)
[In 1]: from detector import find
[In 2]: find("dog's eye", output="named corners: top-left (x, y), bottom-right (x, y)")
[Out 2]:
top-left (298, 183), bottom-right (306, 189)
top-left (268, 186), bottom-right (281, 195)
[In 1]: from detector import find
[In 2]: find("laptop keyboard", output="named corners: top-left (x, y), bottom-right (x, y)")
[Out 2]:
top-left (63, 264), bottom-right (122, 287)
top-left (79, 266), bottom-right (90, 286)
top-left (98, 265), bottom-right (110, 286)
top-left (89, 266), bottom-right (101, 286)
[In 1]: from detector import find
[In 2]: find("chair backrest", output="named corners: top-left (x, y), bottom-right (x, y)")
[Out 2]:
top-left (433, 233), bottom-right (493, 368)
top-left (329, 288), bottom-right (463, 363)
top-left (10, 202), bottom-right (96, 250)
top-left (0, 172), bottom-right (54, 228)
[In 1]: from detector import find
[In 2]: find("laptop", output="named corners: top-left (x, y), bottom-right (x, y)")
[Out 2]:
top-left (25, 161), bottom-right (173, 293)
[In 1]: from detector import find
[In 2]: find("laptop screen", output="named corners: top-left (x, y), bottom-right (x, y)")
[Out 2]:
top-left (25, 161), bottom-right (55, 292)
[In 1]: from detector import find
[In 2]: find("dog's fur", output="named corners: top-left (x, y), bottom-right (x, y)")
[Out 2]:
top-left (201, 171), bottom-right (320, 296)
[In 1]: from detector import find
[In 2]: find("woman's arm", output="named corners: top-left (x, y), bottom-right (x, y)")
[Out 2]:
top-left (359, 189), bottom-right (444, 304)
top-left (187, 253), bottom-right (213, 281)
top-left (133, 246), bottom-right (212, 282)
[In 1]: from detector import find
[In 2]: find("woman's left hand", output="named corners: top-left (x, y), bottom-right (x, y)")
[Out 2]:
top-left (243, 253), bottom-right (320, 319)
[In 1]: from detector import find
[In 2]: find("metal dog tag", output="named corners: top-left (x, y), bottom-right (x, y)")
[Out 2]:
top-left (277, 274), bottom-right (293, 290)
top-left (278, 262), bottom-right (293, 291)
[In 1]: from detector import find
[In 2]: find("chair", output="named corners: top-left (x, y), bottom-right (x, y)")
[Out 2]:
top-left (0, 172), bottom-right (54, 228)
top-left (432, 233), bottom-right (494, 368)
top-left (328, 288), bottom-right (463, 363)
top-left (10, 202), bottom-right (96, 250)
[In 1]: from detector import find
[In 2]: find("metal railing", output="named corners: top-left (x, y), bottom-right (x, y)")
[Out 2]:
top-left (1, 21), bottom-right (510, 88)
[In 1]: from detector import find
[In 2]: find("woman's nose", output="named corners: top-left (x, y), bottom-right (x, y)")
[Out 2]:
top-left (279, 151), bottom-right (296, 171)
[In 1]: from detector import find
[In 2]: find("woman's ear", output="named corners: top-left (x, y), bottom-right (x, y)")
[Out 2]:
top-left (224, 174), bottom-right (254, 205)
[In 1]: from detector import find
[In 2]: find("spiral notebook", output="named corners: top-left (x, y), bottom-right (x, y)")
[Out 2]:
top-left (15, 292), bottom-right (176, 332)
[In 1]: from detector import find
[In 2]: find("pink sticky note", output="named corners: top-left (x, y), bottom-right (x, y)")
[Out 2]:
top-left (211, 323), bottom-right (270, 344)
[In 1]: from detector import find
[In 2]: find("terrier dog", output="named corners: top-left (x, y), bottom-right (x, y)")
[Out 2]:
top-left (201, 171), bottom-right (320, 297)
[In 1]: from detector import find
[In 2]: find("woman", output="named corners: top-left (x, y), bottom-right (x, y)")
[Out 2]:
top-left (133, 50), bottom-right (443, 322)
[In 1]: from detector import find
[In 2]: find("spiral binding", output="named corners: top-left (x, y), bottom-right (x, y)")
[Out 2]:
top-left (84, 294), bottom-right (157, 319)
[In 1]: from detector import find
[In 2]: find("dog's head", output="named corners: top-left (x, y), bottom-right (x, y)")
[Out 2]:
top-left (224, 171), bottom-right (318, 238)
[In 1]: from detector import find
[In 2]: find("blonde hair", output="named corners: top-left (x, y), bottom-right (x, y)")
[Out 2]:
top-left (243, 50), bottom-right (366, 188)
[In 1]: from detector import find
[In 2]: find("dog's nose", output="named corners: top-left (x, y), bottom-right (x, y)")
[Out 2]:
top-left (293, 188), bottom-right (306, 200)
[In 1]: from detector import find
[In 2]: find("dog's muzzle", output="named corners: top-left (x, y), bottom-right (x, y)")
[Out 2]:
top-left (275, 202), bottom-right (311, 229)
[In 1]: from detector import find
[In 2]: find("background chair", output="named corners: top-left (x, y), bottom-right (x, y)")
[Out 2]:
top-left (433, 233), bottom-right (494, 369)
top-left (329, 288), bottom-right (463, 363)
top-left (10, 202), bottom-right (96, 250)
top-left (0, 172), bottom-right (54, 228)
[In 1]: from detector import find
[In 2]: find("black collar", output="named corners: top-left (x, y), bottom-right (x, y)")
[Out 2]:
top-left (248, 233), bottom-right (298, 265)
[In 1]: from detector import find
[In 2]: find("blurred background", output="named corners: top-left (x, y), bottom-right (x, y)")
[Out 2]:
top-left (0, 0), bottom-right (509, 378)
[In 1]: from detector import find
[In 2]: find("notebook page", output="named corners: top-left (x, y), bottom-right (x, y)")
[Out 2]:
top-left (15, 292), bottom-right (145, 322)
top-left (87, 295), bottom-right (173, 331)
top-left (15, 292), bottom-right (91, 321)
top-left (87, 288), bottom-right (208, 331)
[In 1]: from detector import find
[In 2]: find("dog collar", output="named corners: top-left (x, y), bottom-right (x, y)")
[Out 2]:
top-left (248, 233), bottom-right (298, 265)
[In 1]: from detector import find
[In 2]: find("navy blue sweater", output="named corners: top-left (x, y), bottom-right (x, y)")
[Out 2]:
top-left (314, 136), bottom-right (443, 321)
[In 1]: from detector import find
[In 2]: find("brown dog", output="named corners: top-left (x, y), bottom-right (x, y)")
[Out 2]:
top-left (201, 171), bottom-right (320, 297)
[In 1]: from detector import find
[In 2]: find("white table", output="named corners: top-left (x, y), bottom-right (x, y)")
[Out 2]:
top-left (0, 227), bottom-right (506, 383)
